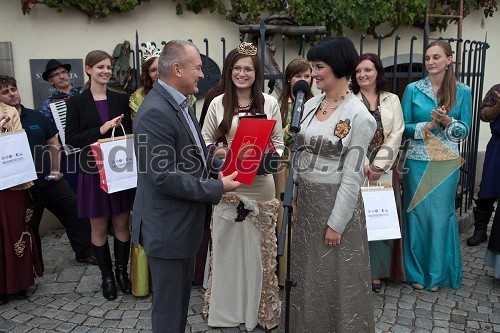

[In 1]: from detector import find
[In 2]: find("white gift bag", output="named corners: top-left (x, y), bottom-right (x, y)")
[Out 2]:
top-left (361, 181), bottom-right (401, 241)
top-left (90, 126), bottom-right (137, 194)
top-left (0, 130), bottom-right (37, 190)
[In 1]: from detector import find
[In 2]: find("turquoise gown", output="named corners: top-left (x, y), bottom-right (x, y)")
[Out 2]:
top-left (401, 77), bottom-right (471, 290)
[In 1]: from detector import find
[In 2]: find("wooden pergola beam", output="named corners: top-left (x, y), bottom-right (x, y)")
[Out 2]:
top-left (239, 24), bottom-right (327, 36)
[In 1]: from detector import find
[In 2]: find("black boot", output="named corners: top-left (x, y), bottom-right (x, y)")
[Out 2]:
top-left (467, 207), bottom-right (491, 246)
top-left (92, 241), bottom-right (117, 300)
top-left (114, 238), bottom-right (132, 295)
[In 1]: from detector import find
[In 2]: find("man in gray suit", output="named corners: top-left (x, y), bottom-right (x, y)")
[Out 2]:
top-left (132, 40), bottom-right (240, 333)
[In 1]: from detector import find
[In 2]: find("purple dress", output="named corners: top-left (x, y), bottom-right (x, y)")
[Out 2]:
top-left (77, 100), bottom-right (135, 218)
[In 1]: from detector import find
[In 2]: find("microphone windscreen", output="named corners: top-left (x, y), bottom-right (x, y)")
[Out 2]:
top-left (292, 80), bottom-right (311, 97)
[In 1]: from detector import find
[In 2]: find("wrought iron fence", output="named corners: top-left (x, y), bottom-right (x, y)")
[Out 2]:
top-left (134, 25), bottom-right (489, 215)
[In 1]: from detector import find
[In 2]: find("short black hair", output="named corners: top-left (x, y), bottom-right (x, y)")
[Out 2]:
top-left (307, 37), bottom-right (359, 79)
top-left (0, 75), bottom-right (17, 89)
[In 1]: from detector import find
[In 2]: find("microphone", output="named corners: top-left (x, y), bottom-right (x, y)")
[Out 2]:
top-left (289, 80), bottom-right (311, 133)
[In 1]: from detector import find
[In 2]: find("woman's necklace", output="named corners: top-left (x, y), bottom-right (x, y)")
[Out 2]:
top-left (236, 99), bottom-right (253, 109)
top-left (321, 91), bottom-right (351, 115)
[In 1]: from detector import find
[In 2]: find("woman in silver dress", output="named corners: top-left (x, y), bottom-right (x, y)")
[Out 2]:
top-left (281, 37), bottom-right (376, 333)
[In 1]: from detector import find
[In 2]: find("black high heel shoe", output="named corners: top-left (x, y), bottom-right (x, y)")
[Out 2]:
top-left (14, 289), bottom-right (26, 299)
top-left (371, 282), bottom-right (382, 293)
top-left (0, 293), bottom-right (8, 305)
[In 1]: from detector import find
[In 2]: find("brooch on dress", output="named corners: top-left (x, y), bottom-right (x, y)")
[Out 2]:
top-left (334, 119), bottom-right (351, 139)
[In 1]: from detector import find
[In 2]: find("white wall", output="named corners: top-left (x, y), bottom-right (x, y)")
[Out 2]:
top-left (1, 0), bottom-right (498, 153)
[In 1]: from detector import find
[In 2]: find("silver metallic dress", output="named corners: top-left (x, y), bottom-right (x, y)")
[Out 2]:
top-left (279, 94), bottom-right (376, 333)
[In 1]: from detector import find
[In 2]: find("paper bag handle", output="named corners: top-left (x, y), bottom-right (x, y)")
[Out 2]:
top-left (362, 178), bottom-right (384, 190)
top-left (110, 124), bottom-right (126, 141)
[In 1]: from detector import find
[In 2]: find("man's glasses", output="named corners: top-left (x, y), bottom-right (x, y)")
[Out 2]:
top-left (48, 70), bottom-right (69, 79)
top-left (231, 66), bottom-right (255, 74)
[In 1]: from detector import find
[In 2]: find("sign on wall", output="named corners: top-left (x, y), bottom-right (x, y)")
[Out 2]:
top-left (29, 59), bottom-right (84, 111)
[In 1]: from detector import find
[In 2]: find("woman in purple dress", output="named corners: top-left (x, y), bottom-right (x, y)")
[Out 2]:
top-left (66, 50), bottom-right (134, 300)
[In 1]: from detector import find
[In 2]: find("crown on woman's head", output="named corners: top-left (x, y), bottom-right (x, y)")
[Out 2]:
top-left (142, 42), bottom-right (161, 62)
top-left (296, 59), bottom-right (312, 67)
top-left (236, 42), bottom-right (258, 56)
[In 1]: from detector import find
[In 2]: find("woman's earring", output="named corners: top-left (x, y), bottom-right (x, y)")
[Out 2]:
top-left (445, 65), bottom-right (449, 71)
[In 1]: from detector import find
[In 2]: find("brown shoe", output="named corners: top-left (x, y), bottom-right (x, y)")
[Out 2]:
top-left (76, 254), bottom-right (97, 265)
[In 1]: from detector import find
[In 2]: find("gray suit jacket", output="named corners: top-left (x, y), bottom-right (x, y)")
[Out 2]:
top-left (132, 82), bottom-right (223, 259)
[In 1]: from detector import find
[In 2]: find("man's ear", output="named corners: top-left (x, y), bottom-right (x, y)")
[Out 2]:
top-left (173, 63), bottom-right (182, 78)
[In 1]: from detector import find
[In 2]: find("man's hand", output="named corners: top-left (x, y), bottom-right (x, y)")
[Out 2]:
top-left (48, 171), bottom-right (63, 182)
top-left (221, 171), bottom-right (241, 192)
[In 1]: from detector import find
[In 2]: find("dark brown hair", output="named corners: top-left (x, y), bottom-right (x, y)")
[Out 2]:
top-left (216, 46), bottom-right (264, 139)
top-left (279, 58), bottom-right (314, 127)
top-left (0, 75), bottom-right (17, 89)
top-left (350, 53), bottom-right (389, 94)
top-left (139, 56), bottom-right (158, 96)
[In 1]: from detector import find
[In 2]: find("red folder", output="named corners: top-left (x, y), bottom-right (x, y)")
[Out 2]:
top-left (221, 118), bottom-right (276, 185)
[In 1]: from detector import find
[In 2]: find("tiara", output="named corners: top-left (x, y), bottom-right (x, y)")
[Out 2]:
top-left (291, 58), bottom-right (312, 69)
top-left (297, 59), bottom-right (311, 67)
top-left (142, 42), bottom-right (161, 62)
top-left (236, 42), bottom-right (258, 56)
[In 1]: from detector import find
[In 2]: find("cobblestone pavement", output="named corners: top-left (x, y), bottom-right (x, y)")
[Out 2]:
top-left (1, 227), bottom-right (499, 333)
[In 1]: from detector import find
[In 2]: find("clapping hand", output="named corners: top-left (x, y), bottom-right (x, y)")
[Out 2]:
top-left (430, 106), bottom-right (450, 126)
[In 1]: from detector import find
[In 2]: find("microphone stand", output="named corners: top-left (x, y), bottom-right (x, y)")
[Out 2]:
top-left (277, 126), bottom-right (301, 333)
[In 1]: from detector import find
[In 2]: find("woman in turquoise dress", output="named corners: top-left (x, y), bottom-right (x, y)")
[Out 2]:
top-left (401, 40), bottom-right (472, 291)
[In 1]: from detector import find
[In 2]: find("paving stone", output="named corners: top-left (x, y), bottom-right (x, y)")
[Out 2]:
top-left (9, 324), bottom-right (31, 333)
top-left (117, 318), bottom-right (138, 329)
top-left (10, 313), bottom-right (34, 324)
top-left (434, 304), bottom-right (452, 314)
top-left (83, 317), bottom-right (105, 327)
top-left (398, 301), bottom-right (414, 309)
top-left (39, 319), bottom-right (63, 330)
top-left (468, 311), bottom-right (490, 322)
top-left (57, 266), bottom-right (86, 283)
top-left (69, 313), bottom-right (88, 324)
top-left (72, 328), bottom-right (91, 333)
top-left (56, 322), bottom-right (77, 332)
top-left (101, 319), bottom-right (120, 328)
top-left (0, 320), bottom-right (15, 332)
top-left (390, 324), bottom-right (412, 332)
top-left (415, 318), bottom-right (433, 330)
top-left (105, 310), bottom-right (124, 320)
